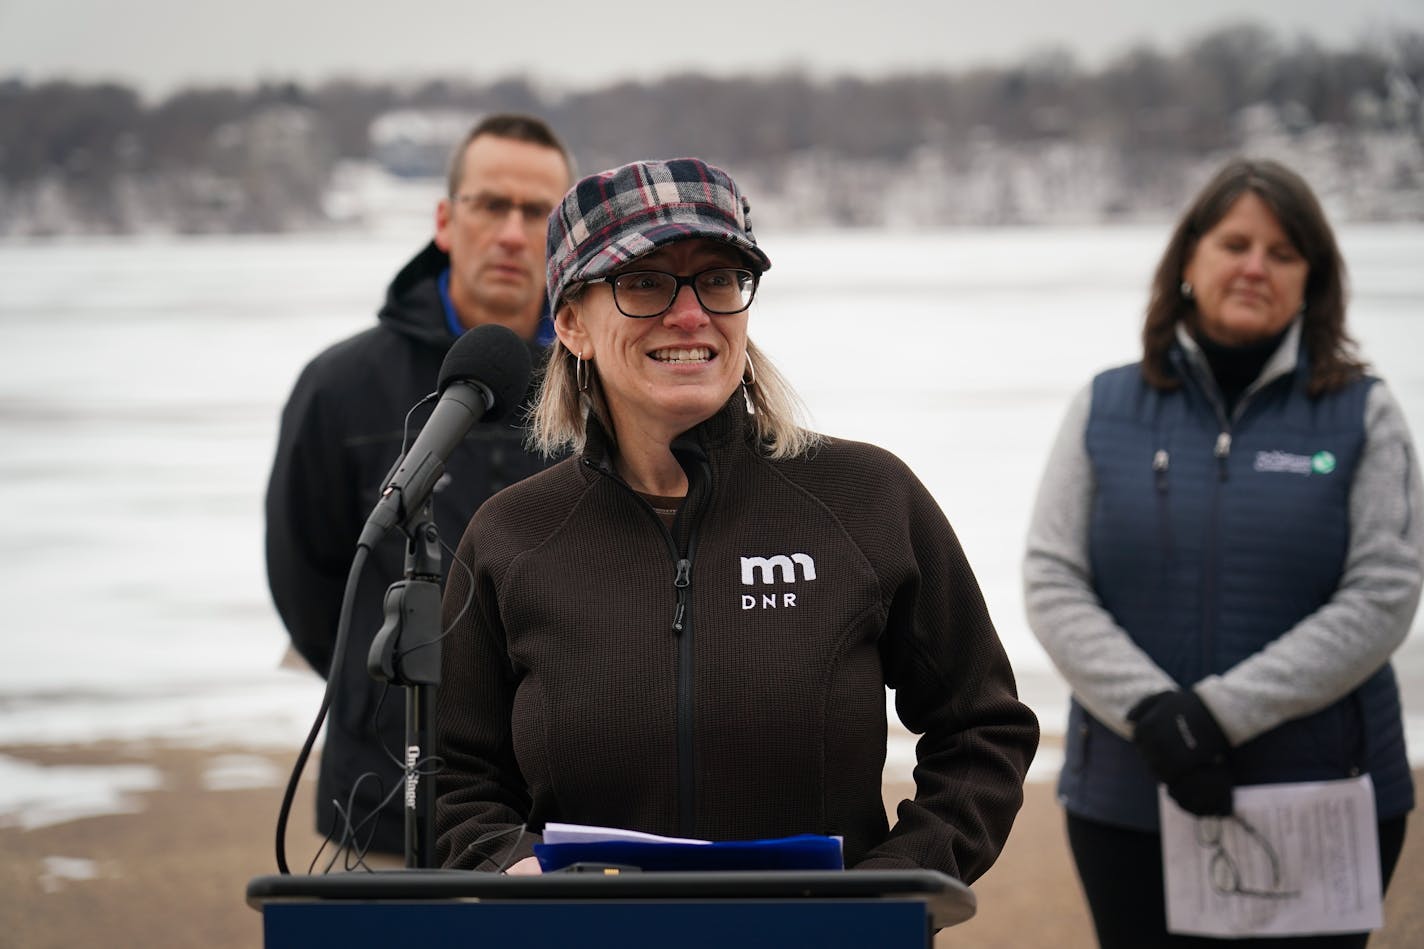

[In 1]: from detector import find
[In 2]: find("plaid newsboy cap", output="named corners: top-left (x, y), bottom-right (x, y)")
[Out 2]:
top-left (545, 157), bottom-right (772, 310)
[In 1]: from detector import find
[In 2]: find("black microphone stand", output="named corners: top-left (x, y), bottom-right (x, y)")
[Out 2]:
top-left (367, 499), bottom-right (442, 868)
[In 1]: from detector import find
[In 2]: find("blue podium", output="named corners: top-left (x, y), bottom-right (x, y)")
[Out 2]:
top-left (246, 869), bottom-right (975, 948)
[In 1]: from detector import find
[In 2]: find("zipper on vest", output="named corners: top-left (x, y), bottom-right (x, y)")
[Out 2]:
top-left (1214, 431), bottom-right (1232, 481)
top-left (1153, 450), bottom-right (1173, 582)
top-left (1153, 449), bottom-right (1170, 491)
top-left (1202, 432), bottom-right (1233, 673)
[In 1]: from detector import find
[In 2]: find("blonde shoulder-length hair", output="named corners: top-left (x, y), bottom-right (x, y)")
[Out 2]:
top-left (528, 335), bottom-right (822, 460)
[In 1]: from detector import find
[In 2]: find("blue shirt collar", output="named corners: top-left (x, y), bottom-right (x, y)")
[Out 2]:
top-left (438, 267), bottom-right (555, 345)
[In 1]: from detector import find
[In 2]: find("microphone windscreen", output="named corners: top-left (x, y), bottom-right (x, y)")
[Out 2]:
top-left (437, 323), bottom-right (534, 423)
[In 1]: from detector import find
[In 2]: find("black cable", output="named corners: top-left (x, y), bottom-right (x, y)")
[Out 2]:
top-left (306, 533), bottom-right (472, 872)
top-left (494, 825), bottom-right (530, 874)
top-left (275, 406), bottom-right (467, 874)
top-left (389, 535), bottom-right (476, 667)
top-left (402, 392), bottom-right (437, 455)
top-left (456, 823), bottom-right (532, 873)
top-left (274, 543), bottom-right (370, 874)
top-left (274, 391), bottom-right (439, 873)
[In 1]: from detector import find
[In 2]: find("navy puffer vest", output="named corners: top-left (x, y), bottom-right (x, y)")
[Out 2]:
top-left (1058, 346), bottom-right (1412, 831)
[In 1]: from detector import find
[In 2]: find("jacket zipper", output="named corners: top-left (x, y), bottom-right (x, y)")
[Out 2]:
top-left (671, 455), bottom-right (709, 837)
top-left (672, 559), bottom-right (691, 632)
top-left (673, 553), bottom-right (696, 834)
top-left (581, 452), bottom-right (708, 837)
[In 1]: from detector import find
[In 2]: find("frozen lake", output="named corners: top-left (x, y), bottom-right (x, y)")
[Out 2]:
top-left (1, 222), bottom-right (1421, 822)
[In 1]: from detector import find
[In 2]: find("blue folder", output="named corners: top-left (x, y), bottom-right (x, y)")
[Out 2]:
top-left (534, 834), bottom-right (845, 873)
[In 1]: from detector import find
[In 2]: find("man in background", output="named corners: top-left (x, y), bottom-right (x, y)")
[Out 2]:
top-left (265, 113), bottom-right (573, 863)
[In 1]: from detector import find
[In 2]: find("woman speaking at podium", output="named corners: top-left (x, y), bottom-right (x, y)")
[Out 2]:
top-left (433, 157), bottom-right (1039, 879)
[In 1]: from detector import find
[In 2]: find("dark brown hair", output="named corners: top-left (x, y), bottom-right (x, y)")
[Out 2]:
top-left (1141, 157), bottom-right (1365, 395)
top-left (446, 113), bottom-right (574, 196)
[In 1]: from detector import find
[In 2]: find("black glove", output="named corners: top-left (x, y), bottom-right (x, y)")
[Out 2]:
top-left (1128, 689), bottom-right (1234, 816)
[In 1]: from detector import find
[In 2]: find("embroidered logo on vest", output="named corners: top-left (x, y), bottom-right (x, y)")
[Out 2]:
top-left (1252, 450), bottom-right (1336, 476)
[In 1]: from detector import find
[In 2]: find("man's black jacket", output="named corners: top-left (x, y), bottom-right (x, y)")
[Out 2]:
top-left (265, 240), bottom-right (552, 855)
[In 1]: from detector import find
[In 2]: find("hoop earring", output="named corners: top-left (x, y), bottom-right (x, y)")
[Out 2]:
top-left (1180, 280), bottom-right (1194, 300)
top-left (742, 357), bottom-right (757, 387)
top-left (575, 351), bottom-right (590, 392)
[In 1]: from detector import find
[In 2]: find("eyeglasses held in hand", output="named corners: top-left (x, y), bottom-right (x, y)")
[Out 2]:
top-left (454, 193), bottom-right (554, 232)
top-left (582, 268), bottom-right (758, 319)
top-left (1195, 815), bottom-right (1300, 899)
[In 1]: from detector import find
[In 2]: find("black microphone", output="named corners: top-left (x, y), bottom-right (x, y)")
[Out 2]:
top-left (357, 323), bottom-right (533, 548)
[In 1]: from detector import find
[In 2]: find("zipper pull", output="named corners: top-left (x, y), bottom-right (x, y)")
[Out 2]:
top-left (1214, 432), bottom-right (1231, 481)
top-left (671, 558), bottom-right (691, 634)
top-left (1153, 449), bottom-right (1170, 492)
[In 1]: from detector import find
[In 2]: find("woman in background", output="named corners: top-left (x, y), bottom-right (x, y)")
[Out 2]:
top-left (1024, 157), bottom-right (1422, 947)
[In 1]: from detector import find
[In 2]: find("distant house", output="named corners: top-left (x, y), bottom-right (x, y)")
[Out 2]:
top-left (369, 110), bottom-right (481, 179)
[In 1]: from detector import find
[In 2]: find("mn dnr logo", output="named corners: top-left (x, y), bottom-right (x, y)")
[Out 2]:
top-left (1253, 450), bottom-right (1336, 475)
top-left (740, 553), bottom-right (817, 584)
top-left (740, 553), bottom-right (817, 611)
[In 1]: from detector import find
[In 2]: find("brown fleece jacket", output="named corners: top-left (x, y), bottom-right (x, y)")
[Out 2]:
top-left (434, 397), bottom-right (1038, 881)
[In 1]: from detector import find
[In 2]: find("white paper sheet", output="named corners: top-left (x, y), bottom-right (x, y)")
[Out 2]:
top-left (541, 822), bottom-right (711, 846)
top-left (1160, 775), bottom-right (1382, 938)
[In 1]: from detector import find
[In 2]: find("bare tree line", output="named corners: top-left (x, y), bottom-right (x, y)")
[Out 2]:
top-left (1, 23), bottom-right (1420, 235)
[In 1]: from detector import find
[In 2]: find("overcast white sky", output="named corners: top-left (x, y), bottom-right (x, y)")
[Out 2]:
top-left (2, 0), bottom-right (1422, 99)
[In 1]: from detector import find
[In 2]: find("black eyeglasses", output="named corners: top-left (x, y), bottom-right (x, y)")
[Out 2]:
top-left (1195, 815), bottom-right (1299, 899)
top-left (582, 268), bottom-right (758, 319)
top-left (453, 193), bottom-right (553, 233)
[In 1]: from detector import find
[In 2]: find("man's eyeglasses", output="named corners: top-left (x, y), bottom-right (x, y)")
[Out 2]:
top-left (581, 268), bottom-right (758, 319)
top-left (1195, 815), bottom-right (1300, 899)
top-left (454, 193), bottom-right (553, 232)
